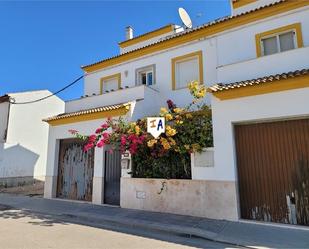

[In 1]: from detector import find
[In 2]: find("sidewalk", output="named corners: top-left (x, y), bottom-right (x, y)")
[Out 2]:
top-left (0, 193), bottom-right (308, 249)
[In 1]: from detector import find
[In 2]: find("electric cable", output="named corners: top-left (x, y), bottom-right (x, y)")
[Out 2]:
top-left (9, 74), bottom-right (84, 105)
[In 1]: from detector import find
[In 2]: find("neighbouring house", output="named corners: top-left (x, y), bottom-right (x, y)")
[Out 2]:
top-left (0, 90), bottom-right (64, 187)
top-left (44, 0), bottom-right (309, 226)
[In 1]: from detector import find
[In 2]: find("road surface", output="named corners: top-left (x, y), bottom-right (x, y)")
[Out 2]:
top-left (0, 209), bottom-right (236, 249)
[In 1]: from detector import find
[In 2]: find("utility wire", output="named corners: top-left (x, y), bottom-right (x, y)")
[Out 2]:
top-left (9, 75), bottom-right (84, 105)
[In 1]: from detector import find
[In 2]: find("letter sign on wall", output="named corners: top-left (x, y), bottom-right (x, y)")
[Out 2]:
top-left (147, 117), bottom-right (165, 139)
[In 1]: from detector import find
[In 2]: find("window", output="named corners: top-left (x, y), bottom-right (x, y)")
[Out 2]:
top-left (261, 31), bottom-right (296, 56)
top-left (140, 71), bottom-right (153, 86)
top-left (100, 73), bottom-right (121, 94)
top-left (255, 23), bottom-right (303, 57)
top-left (136, 65), bottom-right (155, 86)
top-left (171, 51), bottom-right (203, 90)
top-left (175, 58), bottom-right (199, 89)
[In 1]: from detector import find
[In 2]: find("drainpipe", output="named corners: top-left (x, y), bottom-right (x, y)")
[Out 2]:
top-left (4, 96), bottom-right (11, 143)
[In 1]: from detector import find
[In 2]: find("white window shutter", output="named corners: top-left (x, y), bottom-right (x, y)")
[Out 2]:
top-left (175, 57), bottom-right (199, 89)
top-left (102, 77), bottom-right (118, 92)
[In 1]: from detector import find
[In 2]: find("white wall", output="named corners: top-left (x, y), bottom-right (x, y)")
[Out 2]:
top-left (83, 6), bottom-right (309, 113)
top-left (66, 4), bottom-right (309, 182)
top-left (232, 0), bottom-right (279, 16)
top-left (121, 178), bottom-right (238, 220)
top-left (44, 110), bottom-right (132, 202)
top-left (218, 46), bottom-right (309, 83)
top-left (66, 85), bottom-right (164, 114)
top-left (120, 26), bottom-right (184, 54)
top-left (120, 30), bottom-right (176, 54)
top-left (45, 118), bottom-right (113, 177)
top-left (0, 90), bottom-right (64, 180)
top-left (45, 102), bottom-right (143, 177)
top-left (130, 87), bottom-right (167, 120)
top-left (191, 148), bottom-right (215, 180)
top-left (84, 38), bottom-right (217, 108)
top-left (217, 7), bottom-right (309, 67)
top-left (211, 87), bottom-right (309, 182)
top-left (0, 102), bottom-right (9, 142)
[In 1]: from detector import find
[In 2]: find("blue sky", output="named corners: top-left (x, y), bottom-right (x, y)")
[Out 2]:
top-left (0, 0), bottom-right (230, 101)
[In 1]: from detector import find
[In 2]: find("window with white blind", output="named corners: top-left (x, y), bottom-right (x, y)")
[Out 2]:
top-left (100, 73), bottom-right (121, 94)
top-left (175, 57), bottom-right (199, 89)
top-left (172, 51), bottom-right (203, 90)
top-left (256, 23), bottom-right (303, 57)
top-left (261, 31), bottom-right (296, 56)
top-left (102, 77), bottom-right (118, 92)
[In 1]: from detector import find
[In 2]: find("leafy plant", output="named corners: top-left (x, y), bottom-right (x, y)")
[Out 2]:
top-left (70, 81), bottom-right (213, 179)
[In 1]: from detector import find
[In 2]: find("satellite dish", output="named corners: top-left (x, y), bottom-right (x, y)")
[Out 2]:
top-left (178, 7), bottom-right (193, 29)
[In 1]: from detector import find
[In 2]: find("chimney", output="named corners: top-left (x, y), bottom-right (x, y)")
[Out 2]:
top-left (125, 26), bottom-right (133, 40)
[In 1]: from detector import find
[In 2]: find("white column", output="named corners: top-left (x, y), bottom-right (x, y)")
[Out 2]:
top-left (92, 147), bottom-right (105, 204)
top-left (44, 137), bottom-right (59, 199)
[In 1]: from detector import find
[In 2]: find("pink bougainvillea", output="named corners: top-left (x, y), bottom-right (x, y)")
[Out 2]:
top-left (71, 81), bottom-right (212, 157)
top-left (76, 118), bottom-right (148, 155)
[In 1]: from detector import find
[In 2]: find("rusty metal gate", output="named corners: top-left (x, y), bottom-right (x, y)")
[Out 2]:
top-left (235, 118), bottom-right (309, 226)
top-left (104, 148), bottom-right (121, 205)
top-left (57, 139), bottom-right (94, 202)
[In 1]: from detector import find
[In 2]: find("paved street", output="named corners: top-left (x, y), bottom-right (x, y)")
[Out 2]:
top-left (1, 194), bottom-right (309, 249)
top-left (0, 209), bottom-right (235, 249)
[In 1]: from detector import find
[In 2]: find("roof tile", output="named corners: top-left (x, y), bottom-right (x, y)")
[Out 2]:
top-left (81, 0), bottom-right (286, 70)
top-left (43, 103), bottom-right (130, 122)
top-left (208, 69), bottom-right (309, 92)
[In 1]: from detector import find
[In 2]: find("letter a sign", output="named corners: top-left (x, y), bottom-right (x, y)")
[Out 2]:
top-left (147, 117), bottom-right (165, 139)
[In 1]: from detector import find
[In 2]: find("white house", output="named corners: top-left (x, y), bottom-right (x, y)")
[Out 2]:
top-left (44, 0), bottom-right (309, 226)
top-left (0, 90), bottom-right (64, 187)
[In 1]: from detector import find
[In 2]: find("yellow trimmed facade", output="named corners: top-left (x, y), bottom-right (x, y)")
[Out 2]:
top-left (81, 0), bottom-right (308, 73)
top-left (100, 73), bottom-right (122, 94)
top-left (232, 0), bottom-right (257, 9)
top-left (118, 24), bottom-right (174, 48)
top-left (210, 74), bottom-right (309, 100)
top-left (171, 51), bottom-right (204, 90)
top-left (44, 0), bottom-right (309, 221)
top-left (255, 22), bottom-right (304, 57)
top-left (45, 105), bottom-right (130, 126)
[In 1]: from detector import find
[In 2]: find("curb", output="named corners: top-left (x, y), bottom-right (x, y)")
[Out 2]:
top-left (5, 206), bottom-right (308, 249)
top-left (60, 212), bottom-right (249, 248)
top-left (0, 202), bottom-right (248, 248)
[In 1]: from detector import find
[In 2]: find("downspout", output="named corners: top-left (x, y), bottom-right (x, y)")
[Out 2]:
top-left (4, 97), bottom-right (11, 143)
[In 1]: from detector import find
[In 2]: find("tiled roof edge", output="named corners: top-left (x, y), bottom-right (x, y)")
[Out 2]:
top-left (208, 68), bottom-right (309, 92)
top-left (43, 103), bottom-right (130, 122)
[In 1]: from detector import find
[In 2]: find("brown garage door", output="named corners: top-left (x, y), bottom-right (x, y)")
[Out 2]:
top-left (57, 139), bottom-right (94, 202)
top-left (235, 119), bottom-right (309, 226)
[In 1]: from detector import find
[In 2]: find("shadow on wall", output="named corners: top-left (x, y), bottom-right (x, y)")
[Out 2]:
top-left (0, 143), bottom-right (39, 187)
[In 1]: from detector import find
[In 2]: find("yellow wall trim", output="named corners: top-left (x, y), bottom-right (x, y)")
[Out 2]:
top-left (212, 74), bottom-right (309, 100)
top-left (233, 0), bottom-right (257, 9)
top-left (171, 51), bottom-right (204, 90)
top-left (47, 107), bottom-right (129, 126)
top-left (82, 0), bottom-right (308, 73)
top-left (100, 73), bottom-right (121, 94)
top-left (119, 25), bottom-right (174, 48)
top-left (255, 22), bottom-right (303, 57)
